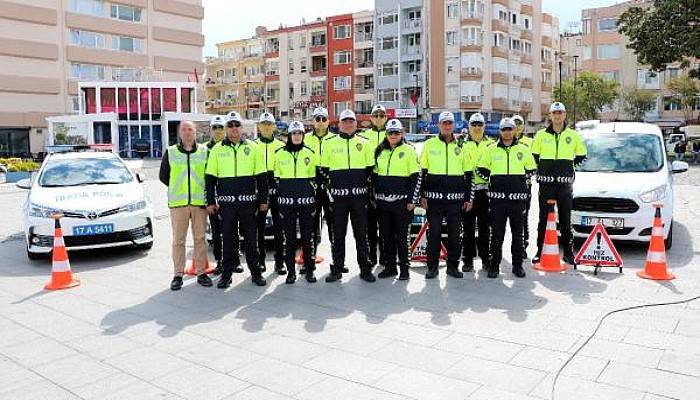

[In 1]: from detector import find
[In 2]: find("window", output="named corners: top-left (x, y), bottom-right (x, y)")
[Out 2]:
top-left (288, 37), bottom-right (294, 50)
top-left (334, 51), bottom-right (352, 65)
top-left (405, 33), bottom-right (421, 47)
top-left (112, 36), bottom-right (144, 53)
top-left (600, 70), bottom-right (620, 81)
top-left (597, 44), bottom-right (620, 59)
top-left (598, 18), bottom-right (619, 32)
top-left (380, 12), bottom-right (398, 25)
top-left (311, 32), bottom-right (326, 46)
top-left (266, 61), bottom-right (279, 75)
top-left (69, 0), bottom-right (103, 16)
top-left (407, 10), bottom-right (421, 20)
top-left (463, 0), bottom-right (483, 18)
top-left (300, 81), bottom-right (307, 96)
top-left (447, 3), bottom-right (458, 18)
top-left (523, 41), bottom-right (532, 54)
top-left (464, 27), bottom-right (481, 45)
top-left (406, 60), bottom-right (421, 73)
top-left (288, 60), bottom-right (295, 74)
top-left (109, 4), bottom-right (142, 22)
top-left (333, 101), bottom-right (351, 116)
top-left (498, 10), bottom-right (508, 22)
top-left (583, 46), bottom-right (592, 60)
top-left (361, 74), bottom-right (374, 89)
top-left (638, 69), bottom-right (660, 88)
top-left (289, 83), bottom-right (294, 100)
top-left (524, 17), bottom-right (530, 30)
top-left (381, 37), bottom-right (398, 50)
top-left (333, 76), bottom-right (351, 90)
top-left (447, 57), bottom-right (459, 73)
top-left (379, 63), bottom-right (398, 76)
top-left (378, 89), bottom-right (399, 102)
top-left (69, 30), bottom-right (105, 49)
top-left (582, 18), bottom-right (592, 35)
top-left (311, 80), bottom-right (326, 96)
top-left (493, 32), bottom-right (506, 48)
top-left (300, 59), bottom-right (307, 73)
top-left (70, 63), bottom-right (105, 80)
top-left (446, 31), bottom-right (457, 46)
top-left (333, 25), bottom-right (351, 39)
top-left (299, 35), bottom-right (307, 49)
top-left (663, 95), bottom-right (680, 111)
top-left (511, 13), bottom-right (517, 25)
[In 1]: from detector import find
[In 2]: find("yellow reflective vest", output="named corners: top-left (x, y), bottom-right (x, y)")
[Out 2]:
top-left (167, 144), bottom-right (207, 208)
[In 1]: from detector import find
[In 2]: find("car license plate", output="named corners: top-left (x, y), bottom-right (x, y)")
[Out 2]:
top-left (72, 223), bottom-right (114, 236)
top-left (580, 216), bottom-right (624, 229)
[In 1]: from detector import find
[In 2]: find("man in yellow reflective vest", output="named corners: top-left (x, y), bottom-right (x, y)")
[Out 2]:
top-left (531, 102), bottom-right (587, 265)
top-left (512, 114), bottom-right (533, 257)
top-left (159, 120), bottom-right (212, 291)
top-left (255, 112), bottom-right (285, 274)
top-left (206, 111), bottom-right (269, 287)
top-left (207, 115), bottom-right (227, 275)
top-left (362, 104), bottom-right (388, 268)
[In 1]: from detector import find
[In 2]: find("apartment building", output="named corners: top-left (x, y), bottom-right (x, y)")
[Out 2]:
top-left (559, 32), bottom-right (583, 83)
top-left (428, 0), bottom-right (558, 125)
top-left (0, 0), bottom-right (204, 157)
top-left (581, 0), bottom-right (696, 126)
top-left (353, 10), bottom-right (376, 126)
top-left (204, 32), bottom-right (265, 119)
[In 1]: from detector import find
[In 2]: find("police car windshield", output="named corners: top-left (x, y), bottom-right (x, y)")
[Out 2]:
top-left (578, 133), bottom-right (664, 173)
top-left (39, 157), bottom-right (134, 187)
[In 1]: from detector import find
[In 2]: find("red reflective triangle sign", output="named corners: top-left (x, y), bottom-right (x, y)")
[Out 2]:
top-left (410, 222), bottom-right (446, 262)
top-left (575, 223), bottom-right (623, 267)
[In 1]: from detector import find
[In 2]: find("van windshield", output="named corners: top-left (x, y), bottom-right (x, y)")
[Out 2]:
top-left (578, 133), bottom-right (664, 173)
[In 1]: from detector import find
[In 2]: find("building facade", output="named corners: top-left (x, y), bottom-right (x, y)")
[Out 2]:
top-left (0, 0), bottom-right (205, 157)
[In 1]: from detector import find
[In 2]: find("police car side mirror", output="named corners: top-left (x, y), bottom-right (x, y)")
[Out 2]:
top-left (16, 178), bottom-right (32, 189)
top-left (136, 172), bottom-right (145, 183)
top-left (671, 161), bottom-right (688, 174)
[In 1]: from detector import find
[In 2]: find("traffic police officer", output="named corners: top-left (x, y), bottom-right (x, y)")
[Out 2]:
top-left (305, 107), bottom-right (337, 273)
top-left (531, 102), bottom-right (587, 265)
top-left (160, 121), bottom-right (212, 290)
top-left (207, 115), bottom-right (227, 275)
top-left (512, 114), bottom-right (533, 255)
top-left (206, 111), bottom-right (268, 287)
top-left (419, 111), bottom-right (473, 279)
top-left (274, 121), bottom-right (319, 284)
top-left (373, 119), bottom-right (420, 280)
top-left (255, 112), bottom-right (285, 274)
top-left (477, 118), bottom-right (537, 278)
top-left (320, 109), bottom-right (376, 283)
top-left (362, 104), bottom-right (388, 267)
top-left (462, 112), bottom-right (493, 272)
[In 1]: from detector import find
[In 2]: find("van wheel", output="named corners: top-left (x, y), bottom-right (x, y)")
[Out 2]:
top-left (665, 222), bottom-right (673, 250)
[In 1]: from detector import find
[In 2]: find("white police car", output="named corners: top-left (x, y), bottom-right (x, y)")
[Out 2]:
top-left (573, 121), bottom-right (688, 249)
top-left (18, 150), bottom-right (154, 259)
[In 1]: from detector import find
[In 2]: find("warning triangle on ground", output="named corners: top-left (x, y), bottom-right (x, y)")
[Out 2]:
top-left (575, 222), bottom-right (623, 267)
top-left (410, 222), bottom-right (447, 262)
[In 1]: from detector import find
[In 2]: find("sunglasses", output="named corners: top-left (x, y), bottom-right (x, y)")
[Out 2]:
top-left (372, 113), bottom-right (387, 118)
top-left (212, 125), bottom-right (224, 130)
top-left (315, 117), bottom-right (328, 122)
top-left (387, 131), bottom-right (401, 135)
top-left (501, 127), bottom-right (514, 132)
top-left (290, 131), bottom-right (304, 135)
top-left (441, 121), bottom-right (454, 125)
top-left (470, 122), bottom-right (484, 127)
top-left (226, 121), bottom-right (242, 128)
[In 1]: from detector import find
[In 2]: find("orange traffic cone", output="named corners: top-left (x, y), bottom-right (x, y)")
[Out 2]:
top-left (184, 257), bottom-right (214, 276)
top-left (295, 248), bottom-right (324, 265)
top-left (638, 205), bottom-right (674, 280)
top-left (45, 215), bottom-right (80, 291)
top-left (534, 200), bottom-right (566, 272)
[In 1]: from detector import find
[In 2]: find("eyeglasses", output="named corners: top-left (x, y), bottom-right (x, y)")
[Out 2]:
top-left (212, 125), bottom-right (224, 130)
top-left (314, 117), bottom-right (328, 122)
top-left (226, 121), bottom-right (242, 128)
top-left (470, 122), bottom-right (484, 127)
top-left (387, 131), bottom-right (401, 136)
top-left (372, 113), bottom-right (387, 118)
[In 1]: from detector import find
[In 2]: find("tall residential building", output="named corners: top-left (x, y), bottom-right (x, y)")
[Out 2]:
top-left (263, 19), bottom-right (328, 122)
top-left (428, 0), bottom-right (558, 124)
top-left (352, 10), bottom-right (376, 127)
top-left (327, 14), bottom-right (356, 123)
top-left (0, 0), bottom-right (204, 157)
top-left (204, 32), bottom-right (265, 119)
top-left (581, 0), bottom-right (695, 126)
top-left (558, 32), bottom-right (583, 83)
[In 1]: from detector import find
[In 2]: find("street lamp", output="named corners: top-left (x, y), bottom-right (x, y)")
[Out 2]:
top-left (573, 55), bottom-right (579, 124)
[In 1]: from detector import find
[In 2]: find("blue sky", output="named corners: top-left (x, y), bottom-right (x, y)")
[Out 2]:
top-left (202, 0), bottom-right (622, 57)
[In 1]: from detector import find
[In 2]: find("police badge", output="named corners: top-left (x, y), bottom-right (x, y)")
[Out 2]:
top-left (454, 147), bottom-right (461, 156)
top-left (517, 152), bottom-right (524, 160)
top-left (244, 147), bottom-right (251, 155)
top-left (356, 143), bottom-right (363, 151)
top-left (304, 157), bottom-right (310, 165)
top-left (398, 151), bottom-right (405, 159)
top-left (566, 136), bottom-right (572, 144)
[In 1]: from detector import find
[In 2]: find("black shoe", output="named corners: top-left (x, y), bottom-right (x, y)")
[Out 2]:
top-left (360, 271), bottom-right (376, 282)
top-left (217, 276), bottom-right (232, 289)
top-left (305, 272), bottom-right (317, 283)
top-left (258, 264), bottom-right (267, 273)
top-left (425, 267), bottom-right (438, 279)
top-left (342, 266), bottom-right (349, 273)
top-left (325, 273), bottom-right (342, 283)
top-left (285, 273), bottom-right (296, 284)
top-left (275, 263), bottom-right (287, 276)
top-left (487, 269), bottom-right (499, 279)
top-left (532, 255), bottom-right (541, 265)
top-left (446, 266), bottom-right (463, 278)
top-left (462, 260), bottom-right (474, 273)
top-left (299, 266), bottom-right (307, 275)
top-left (170, 276), bottom-right (183, 291)
top-left (252, 276), bottom-right (267, 286)
top-left (213, 261), bottom-right (223, 276)
top-left (563, 254), bottom-right (576, 266)
top-left (197, 274), bottom-right (213, 287)
top-left (512, 266), bottom-right (526, 278)
top-left (398, 269), bottom-right (410, 281)
top-left (232, 265), bottom-right (244, 273)
top-left (377, 268), bottom-right (398, 279)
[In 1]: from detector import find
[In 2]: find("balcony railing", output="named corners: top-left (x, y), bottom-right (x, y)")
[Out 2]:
top-left (355, 60), bottom-right (373, 69)
top-left (355, 32), bottom-right (373, 42)
top-left (309, 44), bottom-right (326, 53)
top-left (492, 46), bottom-right (509, 58)
top-left (402, 46), bottom-right (421, 56)
top-left (310, 69), bottom-right (327, 77)
top-left (492, 72), bottom-right (509, 84)
top-left (460, 44), bottom-right (482, 53)
top-left (521, 78), bottom-right (533, 89)
top-left (403, 19), bottom-right (421, 29)
top-left (460, 69), bottom-right (482, 80)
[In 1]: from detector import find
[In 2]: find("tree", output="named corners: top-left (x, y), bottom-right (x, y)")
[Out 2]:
top-left (555, 71), bottom-right (619, 121)
top-left (622, 87), bottom-right (657, 121)
top-left (619, 0), bottom-right (700, 78)
top-left (666, 74), bottom-right (700, 123)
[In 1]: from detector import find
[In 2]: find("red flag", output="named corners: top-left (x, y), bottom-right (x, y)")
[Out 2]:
top-left (194, 68), bottom-right (200, 84)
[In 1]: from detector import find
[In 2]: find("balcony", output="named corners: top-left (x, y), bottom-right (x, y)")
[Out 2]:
top-left (461, 15), bottom-right (482, 26)
top-left (492, 72), bottom-right (509, 85)
top-left (265, 73), bottom-right (280, 81)
top-left (309, 44), bottom-right (326, 54)
top-left (492, 46), bottom-right (509, 58)
top-left (402, 46), bottom-right (421, 56)
top-left (521, 30), bottom-right (532, 40)
top-left (542, 36), bottom-right (552, 48)
top-left (492, 98), bottom-right (509, 110)
top-left (492, 19), bottom-right (509, 32)
top-left (356, 60), bottom-right (373, 69)
top-left (403, 19), bottom-right (421, 30)
top-left (520, 54), bottom-right (532, 64)
top-left (460, 44), bottom-right (482, 53)
top-left (265, 49), bottom-right (279, 58)
top-left (355, 32), bottom-right (373, 43)
top-left (521, 78), bottom-right (533, 89)
top-left (493, 0), bottom-right (509, 6)
top-left (310, 94), bottom-right (325, 103)
top-left (542, 83), bottom-right (553, 93)
top-left (521, 4), bottom-right (533, 14)
top-left (310, 69), bottom-right (326, 78)
top-left (460, 69), bottom-right (482, 81)
top-left (354, 85), bottom-right (374, 95)
top-left (460, 98), bottom-right (482, 109)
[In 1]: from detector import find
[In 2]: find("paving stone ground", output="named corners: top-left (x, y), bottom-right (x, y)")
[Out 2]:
top-left (0, 162), bottom-right (698, 400)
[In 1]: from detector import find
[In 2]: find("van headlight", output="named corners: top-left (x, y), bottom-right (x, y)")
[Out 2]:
top-left (118, 200), bottom-right (147, 213)
top-left (639, 185), bottom-right (668, 203)
top-left (28, 203), bottom-right (60, 218)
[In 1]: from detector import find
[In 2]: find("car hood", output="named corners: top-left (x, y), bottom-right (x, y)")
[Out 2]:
top-left (573, 170), bottom-right (669, 198)
top-left (30, 183), bottom-right (145, 211)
